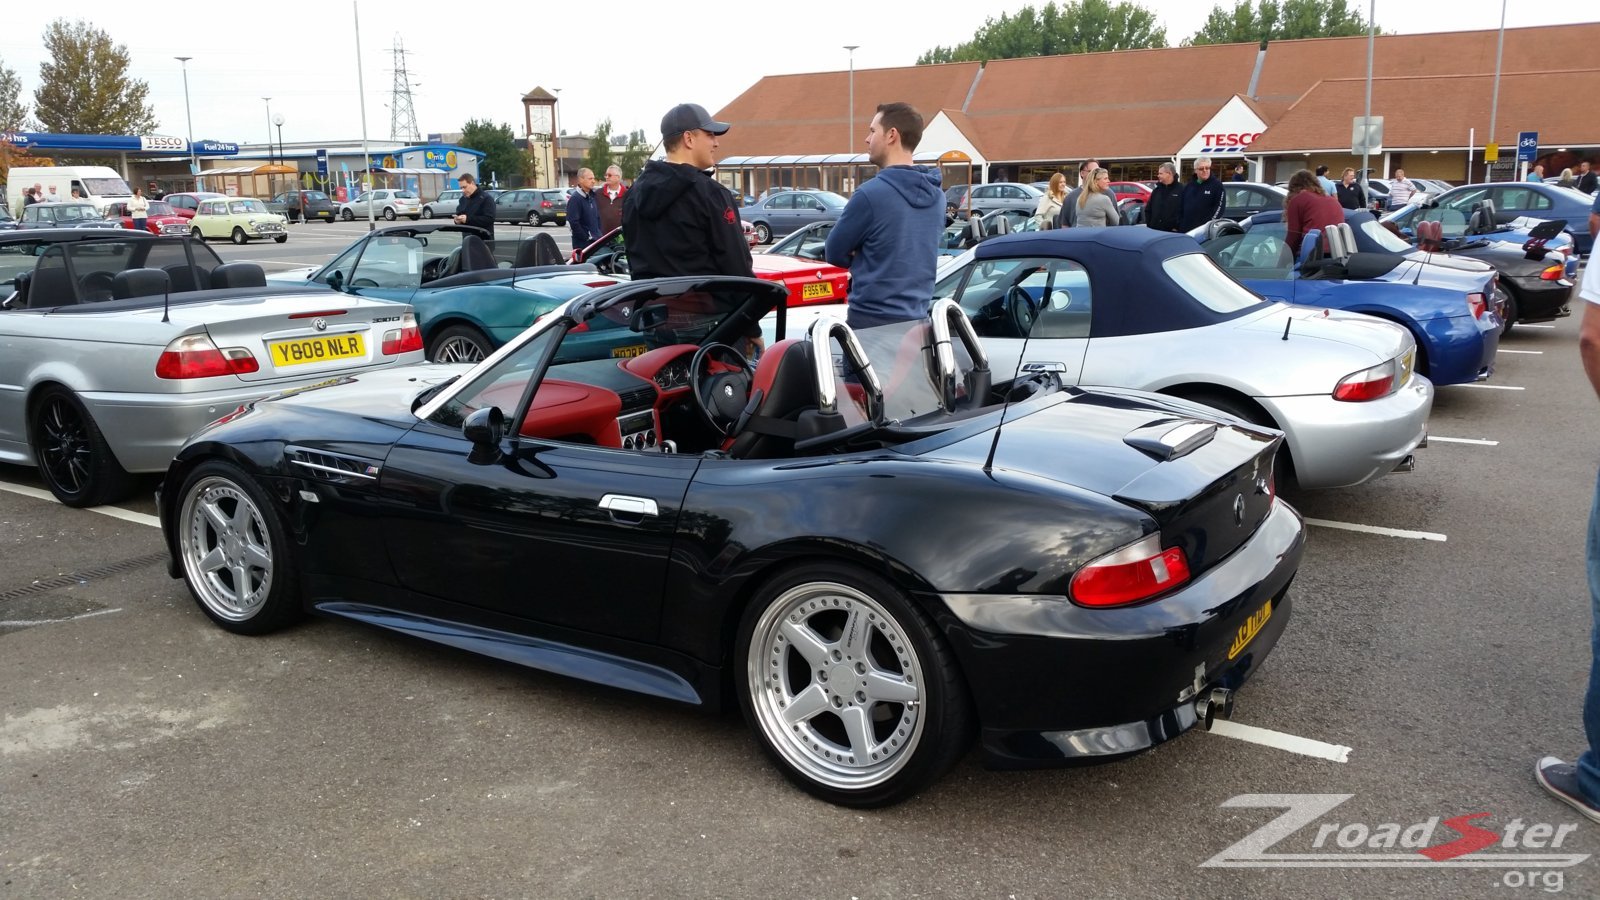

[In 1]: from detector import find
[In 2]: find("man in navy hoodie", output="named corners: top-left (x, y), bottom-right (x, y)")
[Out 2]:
top-left (824, 101), bottom-right (945, 329)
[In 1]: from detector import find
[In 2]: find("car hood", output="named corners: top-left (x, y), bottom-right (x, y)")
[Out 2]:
top-left (1382, 255), bottom-right (1493, 293)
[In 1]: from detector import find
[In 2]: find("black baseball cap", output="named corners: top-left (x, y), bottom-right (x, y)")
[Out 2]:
top-left (661, 103), bottom-right (729, 139)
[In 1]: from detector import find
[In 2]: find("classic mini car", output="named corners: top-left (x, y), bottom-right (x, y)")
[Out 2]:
top-left (190, 197), bottom-right (289, 244)
top-left (157, 273), bottom-right (1304, 807)
top-left (929, 229), bottom-right (1431, 490)
top-left (738, 189), bottom-right (847, 243)
top-left (105, 200), bottom-right (191, 235)
top-left (338, 189), bottom-right (423, 221)
top-left (265, 224), bottom-right (616, 363)
top-left (1195, 211), bottom-right (1501, 387)
top-left (18, 202), bottom-right (121, 230)
top-left (0, 230), bottom-right (424, 506)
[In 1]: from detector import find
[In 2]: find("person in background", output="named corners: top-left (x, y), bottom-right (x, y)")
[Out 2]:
top-left (1033, 173), bottom-right (1066, 230)
top-left (595, 165), bottom-right (627, 236)
top-left (1074, 168), bottom-right (1120, 227)
top-left (1335, 168), bottom-right (1367, 210)
top-left (45, 185), bottom-right (59, 202)
top-left (823, 101), bottom-right (944, 329)
top-left (1284, 169), bottom-right (1346, 258)
top-left (127, 188), bottom-right (149, 232)
top-left (1579, 161), bottom-right (1597, 195)
top-left (1144, 162), bottom-right (1184, 232)
top-left (1528, 164), bottom-right (1546, 183)
top-left (1387, 168), bottom-right (1415, 208)
top-left (1231, 163), bottom-right (1248, 182)
top-left (451, 173), bottom-right (497, 236)
top-left (1057, 158), bottom-right (1100, 228)
top-left (1179, 156), bottom-right (1225, 231)
top-left (1559, 168), bottom-right (1577, 190)
top-left (1534, 185), bottom-right (1600, 826)
top-left (567, 167), bottom-right (601, 250)
top-left (1315, 165), bottom-right (1336, 195)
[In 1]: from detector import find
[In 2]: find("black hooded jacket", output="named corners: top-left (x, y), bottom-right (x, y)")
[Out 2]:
top-left (1144, 180), bottom-right (1184, 232)
top-left (622, 160), bottom-right (753, 279)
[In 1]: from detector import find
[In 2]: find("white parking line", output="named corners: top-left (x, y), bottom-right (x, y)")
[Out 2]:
top-left (1430, 436), bottom-right (1499, 446)
top-left (0, 482), bottom-right (160, 528)
top-left (1, 608), bottom-right (123, 627)
top-left (1304, 518), bottom-right (1448, 541)
top-left (1208, 719), bottom-right (1352, 762)
top-left (1455, 383), bottom-right (1525, 391)
top-left (1499, 349), bottom-right (1544, 355)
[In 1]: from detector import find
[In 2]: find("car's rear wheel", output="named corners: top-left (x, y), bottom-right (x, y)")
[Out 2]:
top-left (176, 460), bottom-right (301, 635)
top-left (427, 324), bottom-right (493, 363)
top-left (527, 211), bottom-right (539, 226)
top-left (230, 227), bottom-right (248, 245)
top-left (1497, 284), bottom-right (1518, 336)
top-left (753, 222), bottom-right (771, 244)
top-left (30, 386), bottom-right (133, 508)
top-left (736, 563), bottom-right (973, 807)
top-left (383, 207), bottom-right (397, 221)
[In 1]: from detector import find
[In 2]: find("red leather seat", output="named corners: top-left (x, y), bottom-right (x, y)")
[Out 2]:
top-left (1417, 219), bottom-right (1444, 253)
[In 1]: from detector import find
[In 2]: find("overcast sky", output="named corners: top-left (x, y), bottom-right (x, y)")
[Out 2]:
top-left (0, 1), bottom-right (1586, 150)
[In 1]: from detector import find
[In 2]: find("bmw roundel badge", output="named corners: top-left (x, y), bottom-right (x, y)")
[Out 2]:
top-left (313, 317), bottom-right (327, 332)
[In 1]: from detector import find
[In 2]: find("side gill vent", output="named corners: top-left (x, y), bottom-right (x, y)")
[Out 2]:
top-left (286, 445), bottom-right (381, 483)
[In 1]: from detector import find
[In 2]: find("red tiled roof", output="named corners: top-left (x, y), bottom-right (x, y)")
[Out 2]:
top-left (1248, 69), bottom-right (1600, 152)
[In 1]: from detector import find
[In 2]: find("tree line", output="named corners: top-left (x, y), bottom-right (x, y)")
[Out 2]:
top-left (459, 117), bottom-right (654, 188)
top-left (918, 0), bottom-right (1374, 64)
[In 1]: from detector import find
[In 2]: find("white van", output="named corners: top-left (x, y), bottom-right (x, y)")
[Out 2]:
top-left (5, 166), bottom-right (134, 214)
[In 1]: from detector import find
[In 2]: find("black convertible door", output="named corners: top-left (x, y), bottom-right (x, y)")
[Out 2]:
top-left (379, 421), bottom-right (698, 643)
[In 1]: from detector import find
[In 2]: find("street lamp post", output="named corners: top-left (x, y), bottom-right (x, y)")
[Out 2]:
top-left (274, 114), bottom-right (286, 194)
top-left (1486, 0), bottom-right (1507, 182)
top-left (262, 97), bottom-right (273, 165)
top-left (175, 57), bottom-right (197, 189)
top-left (844, 45), bottom-right (859, 194)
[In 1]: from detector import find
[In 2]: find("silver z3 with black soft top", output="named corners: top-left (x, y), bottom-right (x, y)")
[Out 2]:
top-left (158, 275), bottom-right (1304, 807)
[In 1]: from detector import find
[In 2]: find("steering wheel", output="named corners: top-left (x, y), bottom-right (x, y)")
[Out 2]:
top-left (1005, 285), bottom-right (1038, 337)
top-left (689, 343), bottom-right (756, 436)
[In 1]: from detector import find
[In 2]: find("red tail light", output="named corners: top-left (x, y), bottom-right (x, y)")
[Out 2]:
top-left (381, 312), bottom-right (422, 355)
top-left (156, 334), bottom-right (259, 378)
top-left (1541, 265), bottom-right (1564, 281)
top-left (1333, 358), bottom-right (1398, 402)
top-left (1070, 534), bottom-right (1191, 608)
top-left (568, 320), bottom-right (589, 332)
top-left (540, 200), bottom-right (552, 208)
top-left (1466, 292), bottom-right (1486, 319)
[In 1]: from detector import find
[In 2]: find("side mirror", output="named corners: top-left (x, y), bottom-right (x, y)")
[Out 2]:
top-left (326, 269), bottom-right (345, 291)
top-left (463, 407), bottom-right (505, 455)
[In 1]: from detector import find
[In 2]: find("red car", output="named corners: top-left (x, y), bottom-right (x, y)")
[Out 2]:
top-left (1109, 181), bottom-right (1152, 203)
top-left (104, 200), bottom-right (191, 235)
top-left (570, 225), bottom-right (848, 308)
top-left (162, 192), bottom-right (225, 221)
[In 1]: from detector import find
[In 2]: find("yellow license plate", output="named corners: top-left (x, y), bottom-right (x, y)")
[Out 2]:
top-left (1227, 600), bottom-right (1272, 660)
top-left (270, 333), bottom-right (366, 367)
top-left (611, 344), bottom-right (648, 359)
top-left (802, 282), bottom-right (835, 300)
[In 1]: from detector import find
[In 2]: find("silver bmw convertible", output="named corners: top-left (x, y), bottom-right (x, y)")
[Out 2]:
top-left (0, 230), bottom-right (426, 506)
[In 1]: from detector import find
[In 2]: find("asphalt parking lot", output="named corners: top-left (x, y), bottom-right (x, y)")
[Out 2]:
top-left (2, 260), bottom-right (1598, 897)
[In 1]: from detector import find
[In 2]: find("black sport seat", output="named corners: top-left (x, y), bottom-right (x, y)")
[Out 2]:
top-left (726, 339), bottom-right (820, 459)
top-left (514, 233), bottom-right (564, 267)
top-left (112, 267), bottom-right (171, 299)
top-left (459, 234), bottom-right (497, 272)
top-left (211, 262), bottom-right (267, 288)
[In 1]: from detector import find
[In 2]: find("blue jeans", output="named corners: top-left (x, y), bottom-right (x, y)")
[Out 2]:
top-left (1579, 466), bottom-right (1600, 803)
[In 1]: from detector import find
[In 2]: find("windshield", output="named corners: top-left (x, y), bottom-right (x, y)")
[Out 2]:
top-left (1162, 252), bottom-right (1270, 313)
top-left (147, 201), bottom-right (175, 216)
top-left (82, 177), bottom-right (133, 196)
top-left (1357, 218), bottom-right (1414, 252)
top-left (55, 205), bottom-right (97, 222)
top-left (231, 200), bottom-right (268, 214)
top-left (815, 192), bottom-right (848, 209)
top-left (302, 191), bottom-right (330, 201)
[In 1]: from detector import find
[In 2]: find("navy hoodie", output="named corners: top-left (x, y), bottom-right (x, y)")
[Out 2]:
top-left (824, 165), bottom-right (945, 328)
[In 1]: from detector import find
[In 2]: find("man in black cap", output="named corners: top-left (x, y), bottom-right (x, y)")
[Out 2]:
top-left (623, 103), bottom-right (753, 280)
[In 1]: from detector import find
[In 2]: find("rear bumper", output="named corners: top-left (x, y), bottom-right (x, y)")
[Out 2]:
top-left (1258, 373), bottom-right (1433, 489)
top-left (1419, 313), bottom-right (1499, 386)
top-left (1505, 276), bottom-right (1574, 322)
top-left (932, 500), bottom-right (1304, 768)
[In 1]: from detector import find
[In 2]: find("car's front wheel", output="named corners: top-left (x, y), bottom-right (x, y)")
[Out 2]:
top-left (426, 324), bottom-right (493, 363)
top-left (341, 208), bottom-right (354, 221)
top-left (422, 206), bottom-right (434, 219)
top-left (191, 227), bottom-right (204, 241)
top-left (230, 227), bottom-right (248, 245)
top-left (273, 235), bottom-right (287, 244)
top-left (736, 563), bottom-right (973, 807)
top-left (30, 386), bottom-right (133, 508)
top-left (176, 460), bottom-right (301, 635)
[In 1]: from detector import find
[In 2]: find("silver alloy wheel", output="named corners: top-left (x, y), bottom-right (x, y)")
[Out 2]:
top-left (747, 581), bottom-right (926, 791)
top-left (433, 335), bottom-right (487, 363)
top-left (179, 475), bottom-right (274, 623)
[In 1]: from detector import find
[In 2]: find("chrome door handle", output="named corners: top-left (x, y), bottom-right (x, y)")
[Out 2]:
top-left (1021, 361), bottom-right (1067, 373)
top-left (598, 494), bottom-right (659, 518)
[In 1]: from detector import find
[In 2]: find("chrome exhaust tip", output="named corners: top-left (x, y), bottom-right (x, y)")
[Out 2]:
top-left (1195, 688), bottom-right (1236, 731)
top-left (1392, 455), bottom-right (1416, 474)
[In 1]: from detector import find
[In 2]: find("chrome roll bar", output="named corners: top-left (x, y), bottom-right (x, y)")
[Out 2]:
top-left (806, 314), bottom-right (882, 417)
top-left (928, 298), bottom-right (990, 411)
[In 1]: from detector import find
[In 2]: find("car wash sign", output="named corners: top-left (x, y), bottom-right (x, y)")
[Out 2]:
top-left (1179, 96), bottom-right (1269, 157)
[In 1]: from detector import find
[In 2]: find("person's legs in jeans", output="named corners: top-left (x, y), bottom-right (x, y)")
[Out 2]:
top-left (1577, 467), bottom-right (1600, 805)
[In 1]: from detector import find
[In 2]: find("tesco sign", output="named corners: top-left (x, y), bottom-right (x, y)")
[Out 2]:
top-left (1201, 132), bottom-right (1263, 150)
